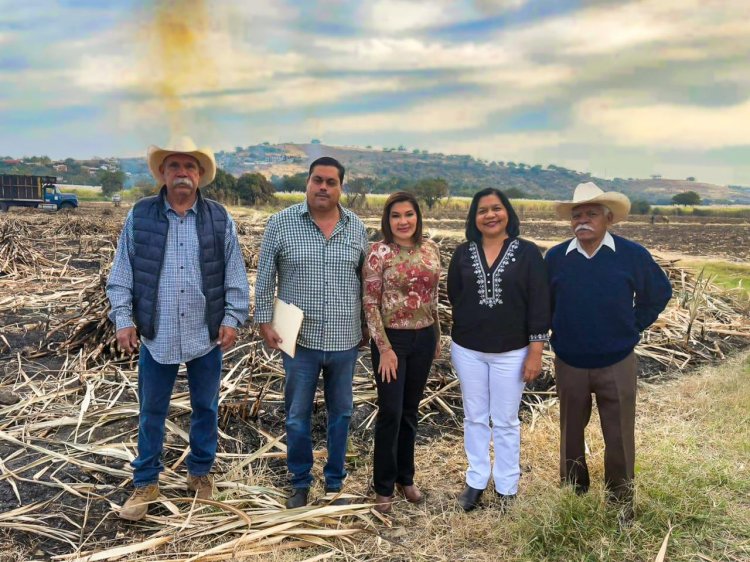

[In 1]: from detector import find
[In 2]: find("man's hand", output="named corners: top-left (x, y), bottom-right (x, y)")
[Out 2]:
top-left (115, 327), bottom-right (139, 354)
top-left (378, 349), bottom-right (398, 383)
top-left (217, 326), bottom-right (238, 352)
top-left (259, 323), bottom-right (283, 350)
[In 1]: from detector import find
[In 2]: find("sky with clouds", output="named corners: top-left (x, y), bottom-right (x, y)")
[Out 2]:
top-left (1, 0), bottom-right (749, 185)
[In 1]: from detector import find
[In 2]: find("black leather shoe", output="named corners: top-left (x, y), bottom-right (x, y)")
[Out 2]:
top-left (458, 485), bottom-right (484, 512)
top-left (324, 486), bottom-right (352, 506)
top-left (495, 492), bottom-right (516, 513)
top-left (285, 488), bottom-right (309, 509)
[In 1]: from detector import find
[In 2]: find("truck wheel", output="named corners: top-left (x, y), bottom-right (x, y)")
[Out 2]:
top-left (0, 202), bottom-right (7, 212)
top-left (59, 202), bottom-right (75, 211)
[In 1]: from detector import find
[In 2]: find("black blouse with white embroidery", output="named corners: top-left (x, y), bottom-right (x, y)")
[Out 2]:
top-left (447, 237), bottom-right (550, 354)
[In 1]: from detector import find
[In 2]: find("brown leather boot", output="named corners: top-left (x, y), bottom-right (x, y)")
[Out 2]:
top-left (374, 494), bottom-right (393, 514)
top-left (119, 484), bottom-right (159, 521)
top-left (186, 474), bottom-right (214, 500)
top-left (396, 483), bottom-right (424, 504)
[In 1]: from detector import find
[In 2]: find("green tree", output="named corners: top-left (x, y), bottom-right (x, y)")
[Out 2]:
top-left (236, 173), bottom-right (275, 206)
top-left (345, 176), bottom-right (375, 209)
top-left (99, 170), bottom-right (126, 197)
top-left (134, 178), bottom-right (157, 199)
top-left (672, 191), bottom-right (701, 206)
top-left (630, 199), bottom-right (651, 215)
top-left (412, 178), bottom-right (449, 210)
top-left (504, 187), bottom-right (528, 199)
top-left (203, 168), bottom-right (237, 202)
top-left (281, 172), bottom-right (308, 192)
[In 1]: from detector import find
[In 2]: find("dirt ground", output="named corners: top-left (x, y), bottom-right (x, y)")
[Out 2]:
top-left (0, 202), bottom-right (748, 561)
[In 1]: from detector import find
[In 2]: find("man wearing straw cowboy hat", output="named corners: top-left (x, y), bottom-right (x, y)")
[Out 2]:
top-left (545, 182), bottom-right (671, 521)
top-left (107, 136), bottom-right (249, 521)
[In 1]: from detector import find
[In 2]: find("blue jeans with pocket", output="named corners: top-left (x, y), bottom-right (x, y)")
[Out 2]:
top-left (132, 345), bottom-right (222, 487)
top-left (282, 345), bottom-right (358, 490)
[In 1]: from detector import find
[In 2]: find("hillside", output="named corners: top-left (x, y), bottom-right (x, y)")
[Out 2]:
top-left (5, 144), bottom-right (749, 203)
top-left (215, 143), bottom-right (750, 204)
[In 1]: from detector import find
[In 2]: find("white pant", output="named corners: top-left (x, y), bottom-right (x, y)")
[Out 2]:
top-left (451, 341), bottom-right (527, 494)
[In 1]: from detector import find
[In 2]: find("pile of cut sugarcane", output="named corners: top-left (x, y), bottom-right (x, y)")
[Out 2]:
top-left (0, 218), bottom-right (62, 277)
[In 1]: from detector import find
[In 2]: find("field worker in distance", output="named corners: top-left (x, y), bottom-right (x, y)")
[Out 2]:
top-left (362, 191), bottom-right (441, 514)
top-left (255, 156), bottom-right (369, 509)
top-left (106, 136), bottom-right (249, 521)
top-left (448, 188), bottom-right (550, 512)
top-left (545, 182), bottom-right (672, 524)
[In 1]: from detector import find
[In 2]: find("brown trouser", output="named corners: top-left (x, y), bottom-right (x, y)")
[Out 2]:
top-left (555, 352), bottom-right (637, 502)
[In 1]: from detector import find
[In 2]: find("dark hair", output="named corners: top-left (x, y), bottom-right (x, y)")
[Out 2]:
top-left (465, 188), bottom-right (520, 242)
top-left (381, 191), bottom-right (423, 245)
top-left (308, 156), bottom-right (345, 183)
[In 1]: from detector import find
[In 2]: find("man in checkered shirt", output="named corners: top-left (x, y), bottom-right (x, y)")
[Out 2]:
top-left (107, 137), bottom-right (249, 521)
top-left (255, 156), bottom-right (368, 508)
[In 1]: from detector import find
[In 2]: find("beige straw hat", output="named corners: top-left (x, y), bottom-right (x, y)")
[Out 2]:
top-left (555, 182), bottom-right (631, 224)
top-left (147, 135), bottom-right (216, 188)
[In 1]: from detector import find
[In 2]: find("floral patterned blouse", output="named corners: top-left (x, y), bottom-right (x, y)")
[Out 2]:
top-left (363, 239), bottom-right (442, 354)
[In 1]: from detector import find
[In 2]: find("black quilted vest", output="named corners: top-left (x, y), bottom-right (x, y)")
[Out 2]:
top-left (131, 187), bottom-right (227, 341)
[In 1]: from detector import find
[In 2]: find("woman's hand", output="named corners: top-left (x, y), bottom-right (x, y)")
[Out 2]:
top-left (434, 340), bottom-right (442, 359)
top-left (522, 342), bottom-right (544, 383)
top-left (379, 349), bottom-right (398, 383)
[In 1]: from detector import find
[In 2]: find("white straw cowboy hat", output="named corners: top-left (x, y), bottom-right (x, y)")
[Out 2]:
top-left (555, 182), bottom-right (631, 224)
top-left (147, 135), bottom-right (216, 189)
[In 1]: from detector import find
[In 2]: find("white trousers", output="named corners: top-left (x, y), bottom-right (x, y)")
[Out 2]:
top-left (451, 341), bottom-right (527, 494)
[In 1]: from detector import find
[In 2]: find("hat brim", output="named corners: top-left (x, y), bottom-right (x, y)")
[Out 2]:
top-left (147, 147), bottom-right (216, 189)
top-left (555, 192), bottom-right (631, 224)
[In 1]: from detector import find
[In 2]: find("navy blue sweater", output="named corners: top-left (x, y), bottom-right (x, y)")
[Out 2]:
top-left (545, 234), bottom-right (672, 369)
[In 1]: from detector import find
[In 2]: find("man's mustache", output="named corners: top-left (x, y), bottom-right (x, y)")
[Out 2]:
top-left (575, 224), bottom-right (595, 233)
top-left (173, 177), bottom-right (194, 187)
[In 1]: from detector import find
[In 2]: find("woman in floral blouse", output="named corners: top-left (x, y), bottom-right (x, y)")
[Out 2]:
top-left (363, 191), bottom-right (441, 514)
top-left (448, 187), bottom-right (550, 512)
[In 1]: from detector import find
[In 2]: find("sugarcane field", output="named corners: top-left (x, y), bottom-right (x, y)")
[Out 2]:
top-left (0, 202), bottom-right (748, 562)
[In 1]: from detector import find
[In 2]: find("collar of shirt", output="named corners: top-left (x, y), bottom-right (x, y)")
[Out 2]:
top-left (566, 231), bottom-right (616, 259)
top-left (299, 199), bottom-right (350, 224)
top-left (163, 197), bottom-right (198, 216)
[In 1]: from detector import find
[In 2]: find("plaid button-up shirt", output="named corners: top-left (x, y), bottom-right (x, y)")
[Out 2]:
top-left (254, 201), bottom-right (368, 351)
top-left (107, 198), bottom-right (249, 364)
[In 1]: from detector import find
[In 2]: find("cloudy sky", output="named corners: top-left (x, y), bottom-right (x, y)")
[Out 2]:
top-left (1, 0), bottom-right (749, 185)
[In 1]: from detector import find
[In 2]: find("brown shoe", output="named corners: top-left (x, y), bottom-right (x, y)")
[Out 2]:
top-left (396, 483), bottom-right (424, 504)
top-left (186, 473), bottom-right (214, 500)
top-left (374, 494), bottom-right (393, 514)
top-left (119, 484), bottom-right (159, 521)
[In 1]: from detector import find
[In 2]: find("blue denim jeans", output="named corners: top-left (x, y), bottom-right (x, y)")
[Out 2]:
top-left (132, 345), bottom-right (222, 487)
top-left (282, 345), bottom-right (358, 490)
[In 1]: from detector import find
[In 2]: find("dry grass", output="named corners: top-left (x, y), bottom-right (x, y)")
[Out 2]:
top-left (1, 208), bottom-right (749, 561)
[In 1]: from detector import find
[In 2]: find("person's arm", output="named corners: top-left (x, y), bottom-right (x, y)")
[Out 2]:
top-left (218, 216), bottom-right (249, 351)
top-left (429, 241), bottom-right (442, 357)
top-left (106, 211), bottom-right (138, 353)
top-left (634, 249), bottom-right (673, 331)
top-left (254, 215), bottom-right (282, 348)
top-left (362, 243), bottom-right (399, 382)
top-left (446, 245), bottom-right (463, 307)
top-left (362, 243), bottom-right (391, 354)
top-left (522, 244), bottom-right (551, 382)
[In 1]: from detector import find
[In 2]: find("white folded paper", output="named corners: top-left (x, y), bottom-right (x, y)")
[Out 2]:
top-left (271, 298), bottom-right (304, 358)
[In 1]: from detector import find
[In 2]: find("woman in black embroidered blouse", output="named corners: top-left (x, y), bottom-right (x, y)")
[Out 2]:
top-left (447, 187), bottom-right (550, 512)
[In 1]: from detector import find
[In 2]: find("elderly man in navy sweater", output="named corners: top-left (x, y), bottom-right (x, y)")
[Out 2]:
top-left (545, 182), bottom-right (671, 518)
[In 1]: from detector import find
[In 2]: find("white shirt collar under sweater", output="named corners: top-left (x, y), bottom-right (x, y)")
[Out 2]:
top-left (566, 231), bottom-right (616, 259)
